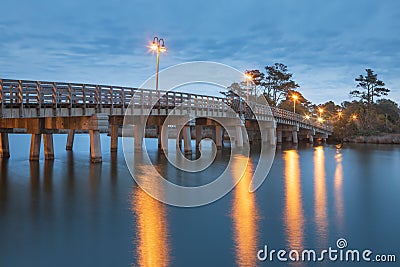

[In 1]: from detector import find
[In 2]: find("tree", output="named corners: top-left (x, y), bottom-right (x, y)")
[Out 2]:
top-left (350, 69), bottom-right (389, 105)
top-left (263, 63), bottom-right (299, 107)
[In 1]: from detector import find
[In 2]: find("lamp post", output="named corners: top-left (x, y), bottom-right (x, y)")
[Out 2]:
top-left (150, 36), bottom-right (166, 91)
top-left (292, 94), bottom-right (299, 113)
top-left (244, 73), bottom-right (253, 103)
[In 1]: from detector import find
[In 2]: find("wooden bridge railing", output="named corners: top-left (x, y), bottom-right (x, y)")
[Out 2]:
top-left (0, 79), bottom-right (332, 132)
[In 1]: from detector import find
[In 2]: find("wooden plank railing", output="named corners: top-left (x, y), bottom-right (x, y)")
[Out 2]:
top-left (0, 78), bottom-right (333, 132)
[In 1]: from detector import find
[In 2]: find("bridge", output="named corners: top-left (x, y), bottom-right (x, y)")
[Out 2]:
top-left (0, 79), bottom-right (332, 162)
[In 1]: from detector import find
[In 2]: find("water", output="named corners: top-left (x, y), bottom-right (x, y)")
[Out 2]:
top-left (0, 134), bottom-right (399, 266)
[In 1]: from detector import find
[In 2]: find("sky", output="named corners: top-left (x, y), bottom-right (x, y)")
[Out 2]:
top-left (1, 0), bottom-right (399, 104)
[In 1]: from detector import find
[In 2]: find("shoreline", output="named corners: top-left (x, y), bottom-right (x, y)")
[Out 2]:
top-left (342, 134), bottom-right (400, 144)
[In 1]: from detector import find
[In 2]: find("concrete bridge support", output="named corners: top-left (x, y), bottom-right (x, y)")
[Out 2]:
top-left (0, 133), bottom-right (10, 158)
top-left (66, 130), bottom-right (75, 150)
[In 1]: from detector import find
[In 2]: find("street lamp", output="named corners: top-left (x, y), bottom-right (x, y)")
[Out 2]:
top-left (150, 36), bottom-right (166, 91)
top-left (244, 73), bottom-right (253, 103)
top-left (292, 94), bottom-right (299, 113)
top-left (318, 107), bottom-right (324, 117)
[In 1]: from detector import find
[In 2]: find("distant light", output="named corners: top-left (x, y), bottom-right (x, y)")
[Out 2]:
top-left (352, 114), bottom-right (357, 120)
top-left (244, 73), bottom-right (253, 81)
top-left (150, 42), bottom-right (158, 51)
top-left (305, 115), bottom-right (310, 120)
top-left (317, 117), bottom-right (324, 123)
top-left (318, 108), bottom-right (324, 114)
top-left (338, 111), bottom-right (343, 117)
top-left (160, 44), bottom-right (167, 52)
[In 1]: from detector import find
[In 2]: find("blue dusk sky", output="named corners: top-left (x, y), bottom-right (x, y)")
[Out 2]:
top-left (1, 0), bottom-right (399, 104)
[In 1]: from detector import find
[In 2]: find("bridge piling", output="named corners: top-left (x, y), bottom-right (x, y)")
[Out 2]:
top-left (110, 125), bottom-right (118, 152)
top-left (277, 130), bottom-right (283, 144)
top-left (0, 133), bottom-right (10, 158)
top-left (89, 130), bottom-right (102, 163)
top-left (195, 125), bottom-right (202, 149)
top-left (215, 125), bottom-right (223, 149)
top-left (235, 126), bottom-right (243, 148)
top-left (29, 134), bottom-right (41, 161)
top-left (66, 130), bottom-right (75, 150)
top-left (133, 124), bottom-right (144, 151)
top-left (43, 134), bottom-right (54, 160)
top-left (182, 125), bottom-right (192, 154)
top-left (292, 130), bottom-right (298, 144)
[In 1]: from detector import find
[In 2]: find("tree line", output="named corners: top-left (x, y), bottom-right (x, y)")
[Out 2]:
top-left (222, 63), bottom-right (400, 139)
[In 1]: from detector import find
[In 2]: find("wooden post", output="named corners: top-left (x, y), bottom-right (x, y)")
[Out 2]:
top-left (215, 125), bottom-right (222, 150)
top-left (157, 125), bottom-right (162, 148)
top-left (269, 127), bottom-right (276, 145)
top-left (292, 130), bottom-right (298, 144)
top-left (0, 133), bottom-right (10, 158)
top-left (66, 130), bottom-right (75, 150)
top-left (43, 133), bottom-right (54, 160)
top-left (182, 126), bottom-right (192, 154)
top-left (235, 126), bottom-right (243, 148)
top-left (134, 124), bottom-right (144, 150)
top-left (89, 130), bottom-right (102, 163)
top-left (160, 124), bottom-right (169, 153)
top-left (241, 126), bottom-right (248, 147)
top-left (110, 124), bottom-right (119, 152)
top-left (30, 134), bottom-right (42, 161)
top-left (309, 134), bottom-right (314, 144)
top-left (195, 125), bottom-right (202, 149)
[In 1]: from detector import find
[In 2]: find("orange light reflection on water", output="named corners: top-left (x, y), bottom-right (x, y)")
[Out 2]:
top-left (131, 165), bottom-right (169, 267)
top-left (231, 155), bottom-right (259, 267)
top-left (314, 146), bottom-right (328, 244)
top-left (284, 150), bottom-right (305, 251)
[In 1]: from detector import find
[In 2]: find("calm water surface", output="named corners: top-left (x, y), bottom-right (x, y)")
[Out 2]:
top-left (0, 134), bottom-right (399, 266)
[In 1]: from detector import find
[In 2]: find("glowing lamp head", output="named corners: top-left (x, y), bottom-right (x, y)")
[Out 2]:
top-left (292, 94), bottom-right (299, 101)
top-left (305, 115), bottom-right (310, 120)
top-left (244, 73), bottom-right (253, 81)
top-left (338, 111), bottom-right (343, 117)
top-left (159, 44), bottom-right (166, 52)
top-left (318, 108), bottom-right (324, 114)
top-left (317, 117), bottom-right (324, 123)
top-left (150, 42), bottom-right (158, 51)
top-left (352, 114), bottom-right (357, 120)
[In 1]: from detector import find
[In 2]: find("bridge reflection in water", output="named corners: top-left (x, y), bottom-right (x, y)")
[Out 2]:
top-left (230, 155), bottom-right (259, 267)
top-left (284, 150), bottom-right (305, 251)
